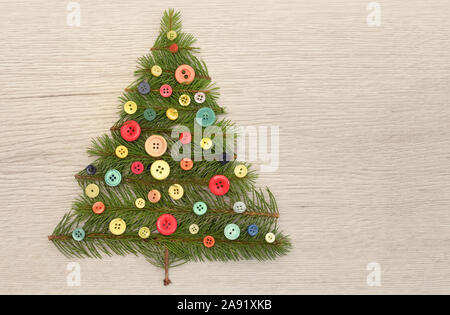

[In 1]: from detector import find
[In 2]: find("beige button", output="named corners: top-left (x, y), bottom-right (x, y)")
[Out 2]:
top-left (166, 108), bottom-right (178, 120)
top-left (115, 145), bottom-right (128, 159)
top-left (200, 137), bottom-right (213, 150)
top-left (189, 224), bottom-right (199, 234)
top-left (85, 184), bottom-right (99, 198)
top-left (167, 30), bottom-right (177, 40)
top-left (145, 135), bottom-right (167, 157)
top-left (168, 184), bottom-right (184, 200)
top-left (179, 94), bottom-right (191, 106)
top-left (123, 101), bottom-right (137, 114)
top-left (138, 227), bottom-right (151, 239)
top-left (265, 232), bottom-right (276, 243)
top-left (234, 164), bottom-right (248, 178)
top-left (135, 198), bottom-right (146, 209)
top-left (109, 218), bottom-right (126, 236)
top-left (151, 65), bottom-right (162, 77)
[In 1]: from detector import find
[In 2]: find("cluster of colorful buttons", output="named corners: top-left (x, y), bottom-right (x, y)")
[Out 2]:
top-left (105, 169), bottom-right (122, 187)
top-left (139, 227), bottom-right (151, 239)
top-left (151, 65), bottom-right (162, 77)
top-left (85, 184), bottom-right (99, 198)
top-left (193, 201), bottom-right (207, 215)
top-left (169, 43), bottom-right (178, 53)
top-left (194, 92), bottom-right (206, 104)
top-left (247, 224), bottom-right (259, 236)
top-left (175, 65), bottom-right (195, 84)
top-left (72, 228), bottom-right (85, 241)
top-left (92, 201), bottom-right (105, 214)
top-left (195, 107), bottom-right (216, 127)
top-left (234, 164), bottom-right (248, 178)
top-left (120, 120), bottom-right (141, 142)
top-left (109, 218), bottom-right (126, 235)
top-left (144, 108), bottom-right (157, 121)
top-left (150, 160), bottom-right (170, 180)
top-left (167, 30), bottom-right (177, 40)
top-left (179, 132), bottom-right (192, 144)
top-left (131, 161), bottom-right (144, 174)
top-left (160, 84), bottom-right (172, 97)
top-left (123, 101), bottom-right (137, 114)
top-left (86, 164), bottom-right (96, 175)
top-left (179, 94), bottom-right (191, 106)
top-left (138, 81), bottom-right (150, 95)
top-left (168, 184), bottom-right (184, 200)
top-left (189, 224), bottom-right (199, 234)
top-left (265, 232), bottom-right (276, 243)
top-left (224, 224), bottom-right (240, 240)
top-left (200, 137), bottom-right (213, 150)
top-left (166, 108), bottom-right (178, 120)
top-left (203, 236), bottom-right (215, 248)
top-left (180, 157), bottom-right (193, 170)
top-left (135, 198), bottom-right (146, 209)
top-left (115, 145), bottom-right (128, 158)
top-left (209, 175), bottom-right (230, 196)
top-left (145, 135), bottom-right (167, 157)
top-left (233, 201), bottom-right (246, 213)
top-left (148, 189), bottom-right (161, 203)
top-left (156, 214), bottom-right (177, 235)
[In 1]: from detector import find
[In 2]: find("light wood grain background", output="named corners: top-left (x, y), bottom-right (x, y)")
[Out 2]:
top-left (0, 0), bottom-right (449, 294)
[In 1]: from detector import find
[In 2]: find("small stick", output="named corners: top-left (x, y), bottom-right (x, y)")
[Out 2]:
top-left (163, 247), bottom-right (172, 286)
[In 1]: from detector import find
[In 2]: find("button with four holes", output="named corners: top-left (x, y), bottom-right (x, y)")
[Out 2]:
top-left (120, 120), bottom-right (141, 142)
top-left (169, 43), bottom-right (179, 53)
top-left (115, 145), bottom-right (128, 159)
top-left (233, 201), bottom-right (246, 214)
top-left (138, 81), bottom-right (150, 95)
top-left (104, 169), bottom-right (122, 187)
top-left (179, 132), bottom-right (192, 144)
top-left (180, 157), bottom-right (193, 171)
top-left (160, 84), bottom-right (173, 98)
top-left (131, 161), bottom-right (144, 174)
top-left (166, 108), bottom-right (178, 120)
top-left (109, 218), bottom-right (126, 235)
top-left (86, 164), bottom-right (96, 175)
top-left (195, 107), bottom-right (216, 127)
top-left (145, 135), bottom-right (167, 157)
top-left (175, 64), bottom-right (195, 84)
top-left (189, 224), bottom-right (199, 234)
top-left (179, 94), bottom-right (191, 106)
top-left (92, 201), bottom-right (105, 214)
top-left (234, 164), bottom-right (248, 178)
top-left (168, 184), bottom-right (184, 200)
top-left (265, 232), bottom-right (276, 243)
top-left (209, 175), bottom-right (230, 196)
top-left (144, 108), bottom-right (157, 121)
top-left (72, 228), bottom-right (85, 241)
top-left (156, 214), bottom-right (177, 235)
top-left (247, 224), bottom-right (259, 236)
top-left (138, 227), bottom-right (151, 239)
top-left (148, 189), bottom-right (161, 203)
top-left (167, 30), bottom-right (177, 40)
top-left (203, 235), bottom-right (215, 248)
top-left (200, 137), bottom-right (213, 150)
top-left (150, 160), bottom-right (170, 180)
top-left (85, 184), bottom-right (99, 198)
top-left (193, 201), bottom-right (207, 215)
top-left (151, 65), bottom-right (162, 77)
top-left (224, 224), bottom-right (240, 240)
top-left (123, 101), bottom-right (137, 114)
top-left (135, 198), bottom-right (146, 209)
top-left (194, 92), bottom-right (206, 104)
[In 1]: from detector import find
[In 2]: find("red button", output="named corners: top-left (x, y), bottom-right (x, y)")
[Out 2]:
top-left (169, 43), bottom-right (178, 53)
top-left (160, 84), bottom-right (173, 97)
top-left (120, 120), bottom-right (141, 142)
top-left (92, 201), bottom-right (105, 214)
top-left (209, 175), bottom-right (230, 196)
top-left (180, 157), bottom-right (193, 171)
top-left (179, 132), bottom-right (192, 144)
top-left (203, 236), bottom-right (215, 248)
top-left (131, 161), bottom-right (144, 174)
top-left (156, 214), bottom-right (177, 235)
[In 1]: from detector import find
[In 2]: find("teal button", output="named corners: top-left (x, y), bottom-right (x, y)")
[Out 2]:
top-left (195, 107), bottom-right (216, 127)
top-left (193, 201), bottom-right (207, 215)
top-left (72, 228), bottom-right (85, 241)
top-left (144, 108), bottom-right (156, 121)
top-left (105, 169), bottom-right (122, 187)
top-left (224, 223), bottom-right (240, 240)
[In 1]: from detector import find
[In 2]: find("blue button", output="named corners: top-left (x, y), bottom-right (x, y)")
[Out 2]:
top-left (138, 81), bottom-right (150, 95)
top-left (86, 164), bottom-right (96, 175)
top-left (224, 224), bottom-right (240, 240)
top-left (104, 169), bottom-right (122, 187)
top-left (193, 201), bottom-right (207, 215)
top-left (195, 107), bottom-right (216, 127)
top-left (72, 228), bottom-right (85, 241)
top-left (144, 108), bottom-right (156, 121)
top-left (247, 224), bottom-right (259, 236)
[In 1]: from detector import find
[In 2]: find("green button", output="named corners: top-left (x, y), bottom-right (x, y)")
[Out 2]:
top-left (72, 228), bottom-right (85, 241)
top-left (105, 169), bottom-right (122, 187)
top-left (224, 223), bottom-right (240, 240)
top-left (193, 201), bottom-right (207, 215)
top-left (195, 107), bottom-right (216, 127)
top-left (144, 108), bottom-right (156, 121)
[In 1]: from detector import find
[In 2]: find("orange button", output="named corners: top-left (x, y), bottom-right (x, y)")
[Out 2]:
top-left (180, 157), bottom-right (193, 171)
top-left (175, 65), bottom-right (195, 84)
top-left (145, 135), bottom-right (167, 157)
top-left (203, 235), bottom-right (215, 248)
top-left (148, 189), bottom-right (161, 203)
top-left (92, 201), bottom-right (105, 214)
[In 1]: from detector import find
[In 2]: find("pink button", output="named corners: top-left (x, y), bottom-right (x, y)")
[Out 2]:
top-left (131, 161), bottom-right (144, 174)
top-left (179, 132), bottom-right (192, 144)
top-left (160, 84), bottom-right (173, 98)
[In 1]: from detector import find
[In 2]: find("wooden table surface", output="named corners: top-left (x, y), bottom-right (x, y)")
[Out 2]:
top-left (1, 0), bottom-right (449, 294)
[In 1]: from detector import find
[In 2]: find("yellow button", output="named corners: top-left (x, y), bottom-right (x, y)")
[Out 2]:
top-left (123, 101), bottom-right (137, 114)
top-left (115, 145), bottom-right (128, 159)
top-left (265, 232), bottom-right (276, 243)
top-left (135, 198), bottom-right (146, 209)
top-left (200, 137), bottom-right (213, 150)
top-left (179, 94), bottom-right (191, 106)
top-left (109, 218), bottom-right (126, 235)
top-left (151, 65), bottom-right (162, 77)
top-left (138, 227), bottom-right (151, 239)
top-left (150, 160), bottom-right (170, 180)
top-left (85, 184), bottom-right (99, 198)
top-left (189, 224), bottom-right (199, 234)
top-left (167, 30), bottom-right (177, 40)
top-left (166, 108), bottom-right (178, 120)
top-left (168, 184), bottom-right (184, 200)
top-left (234, 164), bottom-right (248, 178)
